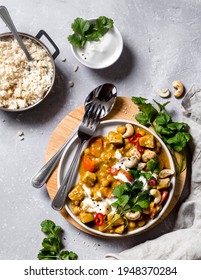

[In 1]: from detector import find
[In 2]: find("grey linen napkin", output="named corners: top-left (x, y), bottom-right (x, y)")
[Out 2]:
top-left (105, 86), bottom-right (201, 260)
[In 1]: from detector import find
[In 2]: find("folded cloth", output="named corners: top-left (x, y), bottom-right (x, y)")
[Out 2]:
top-left (105, 86), bottom-right (201, 260)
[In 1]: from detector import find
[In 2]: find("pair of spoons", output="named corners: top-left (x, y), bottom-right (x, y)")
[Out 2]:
top-left (32, 83), bottom-right (117, 209)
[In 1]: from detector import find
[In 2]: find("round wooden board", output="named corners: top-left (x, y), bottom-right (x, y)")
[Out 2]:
top-left (45, 96), bottom-right (187, 237)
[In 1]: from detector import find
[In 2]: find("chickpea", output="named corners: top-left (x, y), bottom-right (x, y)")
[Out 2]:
top-left (138, 220), bottom-right (146, 227)
top-left (107, 174), bottom-right (114, 182)
top-left (112, 181), bottom-right (121, 188)
top-left (71, 205), bottom-right (80, 215)
top-left (135, 127), bottom-right (146, 136)
top-left (116, 125), bottom-right (126, 134)
top-left (84, 148), bottom-right (90, 155)
top-left (125, 143), bottom-right (132, 150)
top-left (101, 179), bottom-right (110, 188)
top-left (128, 221), bottom-right (136, 231)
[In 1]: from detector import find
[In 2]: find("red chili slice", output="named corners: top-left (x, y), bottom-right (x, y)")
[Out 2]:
top-left (129, 133), bottom-right (142, 144)
top-left (159, 191), bottom-right (169, 205)
top-left (137, 145), bottom-right (145, 154)
top-left (94, 213), bottom-right (105, 226)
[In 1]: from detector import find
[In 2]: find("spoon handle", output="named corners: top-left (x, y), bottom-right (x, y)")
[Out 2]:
top-left (51, 140), bottom-right (85, 211)
top-left (31, 129), bottom-right (78, 188)
top-left (0, 6), bottom-right (32, 61)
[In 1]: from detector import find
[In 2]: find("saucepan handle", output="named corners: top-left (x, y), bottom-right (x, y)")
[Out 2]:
top-left (36, 29), bottom-right (60, 59)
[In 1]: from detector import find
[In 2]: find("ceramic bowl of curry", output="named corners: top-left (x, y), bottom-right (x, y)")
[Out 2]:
top-left (57, 120), bottom-right (176, 238)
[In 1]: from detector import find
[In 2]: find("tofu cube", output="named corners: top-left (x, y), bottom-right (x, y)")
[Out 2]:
top-left (68, 185), bottom-right (85, 201)
top-left (139, 134), bottom-right (155, 148)
top-left (82, 171), bottom-right (96, 186)
top-left (108, 131), bottom-right (123, 145)
top-left (79, 212), bottom-right (94, 223)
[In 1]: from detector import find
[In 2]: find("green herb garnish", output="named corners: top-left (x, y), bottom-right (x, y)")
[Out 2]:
top-left (37, 220), bottom-right (78, 260)
top-left (68, 16), bottom-right (114, 48)
top-left (111, 175), bottom-right (150, 215)
top-left (132, 97), bottom-right (190, 174)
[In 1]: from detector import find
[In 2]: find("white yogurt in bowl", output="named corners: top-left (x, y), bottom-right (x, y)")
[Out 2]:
top-left (71, 22), bottom-right (123, 69)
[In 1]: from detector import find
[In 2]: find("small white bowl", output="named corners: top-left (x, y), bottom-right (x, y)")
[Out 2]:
top-left (70, 20), bottom-right (123, 69)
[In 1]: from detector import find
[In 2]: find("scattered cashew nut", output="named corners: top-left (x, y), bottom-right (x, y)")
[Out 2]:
top-left (123, 123), bottom-right (134, 138)
top-left (172, 80), bottom-right (184, 98)
top-left (125, 211), bottom-right (141, 221)
top-left (123, 156), bottom-right (139, 168)
top-left (150, 189), bottom-right (161, 204)
top-left (157, 88), bottom-right (171, 98)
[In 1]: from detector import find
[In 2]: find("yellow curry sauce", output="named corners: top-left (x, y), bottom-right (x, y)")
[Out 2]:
top-left (68, 124), bottom-right (173, 234)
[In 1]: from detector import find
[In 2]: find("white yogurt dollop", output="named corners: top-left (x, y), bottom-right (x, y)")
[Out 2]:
top-left (73, 27), bottom-right (123, 69)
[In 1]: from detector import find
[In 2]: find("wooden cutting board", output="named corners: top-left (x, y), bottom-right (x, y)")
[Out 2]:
top-left (45, 96), bottom-right (187, 237)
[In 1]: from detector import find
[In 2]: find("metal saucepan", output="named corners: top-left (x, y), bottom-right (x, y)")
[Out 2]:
top-left (0, 30), bottom-right (60, 112)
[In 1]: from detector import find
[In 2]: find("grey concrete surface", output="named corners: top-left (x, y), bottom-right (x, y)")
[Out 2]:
top-left (0, 0), bottom-right (199, 259)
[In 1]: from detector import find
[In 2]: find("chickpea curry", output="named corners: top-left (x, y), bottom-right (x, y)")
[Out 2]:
top-left (68, 123), bottom-right (174, 235)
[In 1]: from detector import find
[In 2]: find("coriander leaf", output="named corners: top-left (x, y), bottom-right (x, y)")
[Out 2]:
top-left (131, 96), bottom-right (147, 104)
top-left (60, 251), bottom-right (78, 260)
top-left (154, 124), bottom-right (163, 134)
top-left (135, 199), bottom-right (149, 209)
top-left (167, 122), bottom-right (187, 131)
top-left (155, 111), bottom-right (172, 125)
top-left (161, 127), bottom-right (174, 136)
top-left (130, 205), bottom-right (142, 212)
top-left (38, 219), bottom-right (78, 260)
top-left (153, 100), bottom-right (170, 112)
top-left (68, 33), bottom-right (86, 48)
top-left (134, 191), bottom-right (150, 209)
top-left (135, 112), bottom-right (149, 126)
top-left (129, 168), bottom-right (141, 179)
top-left (37, 250), bottom-right (57, 260)
top-left (96, 16), bottom-right (113, 29)
top-left (42, 237), bottom-right (61, 254)
top-left (132, 180), bottom-right (143, 190)
top-left (112, 194), bottom-right (130, 208)
top-left (71, 18), bottom-right (90, 35)
top-left (112, 184), bottom-right (125, 198)
top-left (183, 132), bottom-right (191, 142)
top-left (68, 16), bottom-right (113, 48)
top-left (141, 171), bottom-right (152, 180)
top-left (147, 157), bottom-right (159, 173)
top-left (166, 132), bottom-right (190, 152)
top-left (41, 220), bottom-right (55, 234)
top-left (139, 102), bottom-right (158, 124)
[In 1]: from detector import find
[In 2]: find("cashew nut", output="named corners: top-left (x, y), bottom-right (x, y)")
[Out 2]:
top-left (137, 162), bottom-right (146, 170)
top-left (159, 169), bottom-right (174, 179)
top-left (123, 156), bottom-right (139, 168)
top-left (142, 150), bottom-right (157, 162)
top-left (157, 88), bottom-right (171, 98)
top-left (172, 80), bottom-right (184, 98)
top-left (125, 211), bottom-right (141, 221)
top-left (128, 146), bottom-right (142, 160)
top-left (150, 189), bottom-right (161, 204)
top-left (123, 123), bottom-right (134, 138)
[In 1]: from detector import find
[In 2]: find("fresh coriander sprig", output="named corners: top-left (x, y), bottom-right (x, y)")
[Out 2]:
top-left (131, 97), bottom-right (190, 174)
top-left (68, 16), bottom-right (114, 48)
top-left (37, 220), bottom-right (78, 260)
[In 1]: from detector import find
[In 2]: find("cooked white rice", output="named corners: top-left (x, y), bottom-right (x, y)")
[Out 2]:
top-left (0, 37), bottom-right (54, 110)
